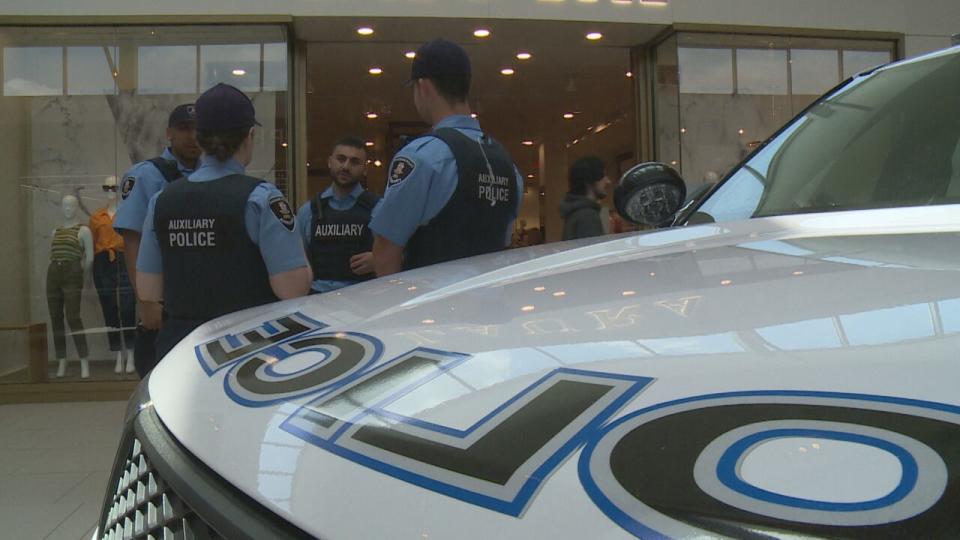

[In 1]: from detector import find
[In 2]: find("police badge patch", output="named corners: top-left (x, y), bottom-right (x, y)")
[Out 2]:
top-left (269, 197), bottom-right (296, 231)
top-left (121, 176), bottom-right (136, 200)
top-left (388, 157), bottom-right (416, 187)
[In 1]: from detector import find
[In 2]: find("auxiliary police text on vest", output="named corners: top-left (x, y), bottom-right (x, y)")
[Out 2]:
top-left (315, 223), bottom-right (366, 238)
top-left (478, 172), bottom-right (512, 206)
top-left (167, 218), bottom-right (217, 247)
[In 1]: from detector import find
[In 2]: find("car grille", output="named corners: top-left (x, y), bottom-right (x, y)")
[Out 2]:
top-left (98, 406), bottom-right (311, 540)
top-left (100, 434), bottom-right (223, 540)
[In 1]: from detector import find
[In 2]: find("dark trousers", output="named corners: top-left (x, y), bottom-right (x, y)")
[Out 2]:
top-left (92, 252), bottom-right (136, 351)
top-left (155, 318), bottom-right (204, 363)
top-left (46, 260), bottom-right (89, 359)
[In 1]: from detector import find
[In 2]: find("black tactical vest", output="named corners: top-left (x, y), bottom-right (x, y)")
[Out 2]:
top-left (404, 128), bottom-right (519, 269)
top-left (154, 175), bottom-right (277, 321)
top-left (308, 190), bottom-right (379, 282)
top-left (147, 157), bottom-right (184, 183)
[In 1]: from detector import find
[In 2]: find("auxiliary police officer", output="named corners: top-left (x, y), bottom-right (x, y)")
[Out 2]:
top-left (113, 103), bottom-right (200, 376)
top-left (370, 39), bottom-right (523, 276)
top-left (136, 83), bottom-right (312, 360)
top-left (296, 135), bottom-right (381, 293)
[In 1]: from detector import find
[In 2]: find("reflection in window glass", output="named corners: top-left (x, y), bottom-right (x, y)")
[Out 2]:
top-left (791, 49), bottom-right (840, 95)
top-left (263, 43), bottom-right (288, 92)
top-left (840, 304), bottom-right (934, 346)
top-left (539, 341), bottom-right (652, 364)
top-left (3, 47), bottom-right (62, 96)
top-left (201, 44), bottom-right (260, 92)
top-left (757, 318), bottom-right (842, 350)
top-left (67, 46), bottom-right (118, 95)
top-left (842, 50), bottom-right (891, 79)
top-left (138, 45), bottom-right (197, 94)
top-left (678, 48), bottom-right (733, 94)
top-left (737, 49), bottom-right (788, 95)
top-left (638, 332), bottom-right (744, 356)
top-left (939, 298), bottom-right (960, 334)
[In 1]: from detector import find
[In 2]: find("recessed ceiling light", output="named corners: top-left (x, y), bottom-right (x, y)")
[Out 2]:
top-left (470, 113), bottom-right (478, 118)
top-left (500, 68), bottom-right (515, 76)
top-left (281, 142), bottom-right (288, 148)
top-left (474, 28), bottom-right (491, 38)
top-left (640, 0), bottom-right (669, 5)
top-left (527, 174), bottom-right (535, 179)
top-left (366, 112), bottom-right (379, 119)
top-left (521, 140), bottom-right (534, 146)
top-left (368, 67), bottom-right (383, 75)
top-left (521, 305), bottom-right (536, 312)
top-left (231, 68), bottom-right (246, 76)
top-left (563, 112), bottom-right (575, 119)
top-left (374, 160), bottom-right (383, 167)
top-left (365, 141), bottom-right (375, 147)
top-left (586, 32), bottom-right (603, 41)
top-left (516, 52), bottom-right (532, 60)
top-left (404, 51), bottom-right (416, 59)
top-left (626, 71), bottom-right (633, 77)
top-left (357, 27), bottom-right (374, 36)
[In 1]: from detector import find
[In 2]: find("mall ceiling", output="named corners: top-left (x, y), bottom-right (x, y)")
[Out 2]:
top-left (298, 17), bottom-right (666, 187)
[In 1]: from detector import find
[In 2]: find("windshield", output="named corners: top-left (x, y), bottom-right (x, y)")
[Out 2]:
top-left (689, 48), bottom-right (960, 223)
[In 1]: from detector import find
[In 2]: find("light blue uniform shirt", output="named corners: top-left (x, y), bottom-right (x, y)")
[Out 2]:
top-left (137, 155), bottom-right (308, 276)
top-left (114, 147), bottom-right (195, 234)
top-left (296, 183), bottom-right (381, 293)
top-left (369, 115), bottom-right (524, 248)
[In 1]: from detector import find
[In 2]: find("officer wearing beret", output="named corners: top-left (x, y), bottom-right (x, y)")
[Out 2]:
top-left (137, 83), bottom-right (312, 360)
top-left (296, 135), bottom-right (381, 293)
top-left (370, 39), bottom-right (523, 275)
top-left (113, 104), bottom-right (200, 376)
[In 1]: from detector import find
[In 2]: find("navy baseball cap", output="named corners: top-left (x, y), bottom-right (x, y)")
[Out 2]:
top-left (167, 103), bottom-right (196, 127)
top-left (195, 83), bottom-right (260, 131)
top-left (409, 39), bottom-right (471, 84)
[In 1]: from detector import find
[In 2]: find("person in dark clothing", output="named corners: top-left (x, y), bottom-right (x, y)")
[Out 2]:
top-left (560, 156), bottom-right (611, 240)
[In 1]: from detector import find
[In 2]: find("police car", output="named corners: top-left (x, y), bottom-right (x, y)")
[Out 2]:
top-left (96, 45), bottom-right (960, 539)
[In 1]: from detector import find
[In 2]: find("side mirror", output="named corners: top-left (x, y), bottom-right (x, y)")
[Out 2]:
top-left (614, 162), bottom-right (686, 227)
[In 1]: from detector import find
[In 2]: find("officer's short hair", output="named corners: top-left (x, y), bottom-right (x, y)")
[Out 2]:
top-left (332, 135), bottom-right (367, 153)
top-left (568, 156), bottom-right (606, 196)
top-left (428, 74), bottom-right (471, 105)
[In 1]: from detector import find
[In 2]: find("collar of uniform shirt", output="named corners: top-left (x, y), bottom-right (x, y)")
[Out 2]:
top-left (434, 114), bottom-right (481, 131)
top-left (161, 146), bottom-right (197, 175)
top-left (321, 182), bottom-right (364, 204)
top-left (187, 155), bottom-right (246, 182)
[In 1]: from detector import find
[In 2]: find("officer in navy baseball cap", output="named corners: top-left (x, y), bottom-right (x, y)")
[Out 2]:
top-left (136, 83), bottom-right (311, 360)
top-left (114, 101), bottom-right (200, 377)
top-left (370, 39), bottom-right (523, 275)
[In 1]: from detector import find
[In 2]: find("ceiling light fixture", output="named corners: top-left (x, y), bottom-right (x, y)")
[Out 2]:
top-left (368, 67), bottom-right (383, 75)
top-left (640, 0), bottom-right (669, 5)
top-left (365, 141), bottom-right (375, 147)
top-left (563, 112), bottom-right (575, 119)
top-left (474, 28), bottom-right (491, 38)
top-left (356, 27), bottom-right (374, 36)
top-left (521, 140), bottom-right (534, 146)
top-left (374, 160), bottom-right (383, 167)
top-left (516, 52), bottom-right (532, 60)
top-left (586, 32), bottom-right (603, 41)
top-left (626, 71), bottom-right (633, 77)
top-left (231, 68), bottom-right (246, 76)
top-left (404, 51), bottom-right (416, 59)
top-left (366, 112), bottom-right (378, 119)
top-left (501, 68), bottom-right (516, 75)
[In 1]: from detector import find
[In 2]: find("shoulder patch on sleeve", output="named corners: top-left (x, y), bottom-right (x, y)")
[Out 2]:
top-left (388, 156), bottom-right (417, 187)
top-left (120, 176), bottom-right (136, 199)
top-left (269, 197), bottom-right (296, 231)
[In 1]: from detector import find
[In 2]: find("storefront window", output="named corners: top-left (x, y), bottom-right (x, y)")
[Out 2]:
top-left (0, 25), bottom-right (290, 387)
top-left (654, 32), bottom-right (895, 191)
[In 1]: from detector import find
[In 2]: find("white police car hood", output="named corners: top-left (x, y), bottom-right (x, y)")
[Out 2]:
top-left (148, 204), bottom-right (960, 540)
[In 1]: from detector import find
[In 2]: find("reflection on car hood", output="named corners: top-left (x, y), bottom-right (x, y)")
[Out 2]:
top-left (148, 205), bottom-right (960, 540)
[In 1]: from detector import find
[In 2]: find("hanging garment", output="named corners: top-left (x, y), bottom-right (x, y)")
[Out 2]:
top-left (90, 209), bottom-right (135, 351)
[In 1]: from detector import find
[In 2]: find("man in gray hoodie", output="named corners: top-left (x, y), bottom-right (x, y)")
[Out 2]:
top-left (560, 156), bottom-right (612, 240)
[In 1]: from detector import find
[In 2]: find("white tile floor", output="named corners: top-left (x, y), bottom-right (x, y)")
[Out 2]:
top-left (0, 401), bottom-right (127, 540)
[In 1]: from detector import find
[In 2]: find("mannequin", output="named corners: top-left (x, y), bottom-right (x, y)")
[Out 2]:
top-left (48, 194), bottom-right (94, 378)
top-left (90, 176), bottom-right (136, 374)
